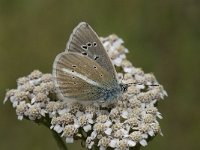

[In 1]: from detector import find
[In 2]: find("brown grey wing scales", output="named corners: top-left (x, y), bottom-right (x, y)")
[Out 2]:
top-left (55, 52), bottom-right (113, 85)
top-left (66, 22), bottom-right (117, 79)
top-left (52, 52), bottom-right (115, 102)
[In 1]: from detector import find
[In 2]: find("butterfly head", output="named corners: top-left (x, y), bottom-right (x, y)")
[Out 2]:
top-left (120, 83), bottom-right (129, 92)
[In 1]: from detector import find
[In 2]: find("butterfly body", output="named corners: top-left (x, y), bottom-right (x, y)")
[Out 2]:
top-left (97, 83), bottom-right (128, 102)
top-left (53, 22), bottom-right (127, 103)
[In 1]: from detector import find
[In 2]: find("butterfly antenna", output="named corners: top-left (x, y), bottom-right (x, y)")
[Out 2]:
top-left (127, 82), bottom-right (159, 87)
top-left (122, 75), bottom-right (159, 87)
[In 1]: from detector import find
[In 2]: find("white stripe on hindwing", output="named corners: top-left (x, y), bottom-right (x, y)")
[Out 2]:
top-left (62, 68), bottom-right (102, 87)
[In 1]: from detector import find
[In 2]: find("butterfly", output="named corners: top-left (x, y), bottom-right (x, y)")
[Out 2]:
top-left (52, 22), bottom-right (128, 103)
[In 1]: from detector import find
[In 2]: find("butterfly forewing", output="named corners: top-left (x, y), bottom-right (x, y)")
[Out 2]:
top-left (53, 52), bottom-right (116, 101)
top-left (66, 22), bottom-right (117, 79)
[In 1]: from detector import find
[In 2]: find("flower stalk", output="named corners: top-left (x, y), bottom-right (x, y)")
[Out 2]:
top-left (40, 117), bottom-right (69, 150)
top-left (51, 129), bottom-right (68, 150)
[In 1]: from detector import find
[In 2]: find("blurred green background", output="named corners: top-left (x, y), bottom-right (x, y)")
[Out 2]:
top-left (0, 0), bottom-right (200, 150)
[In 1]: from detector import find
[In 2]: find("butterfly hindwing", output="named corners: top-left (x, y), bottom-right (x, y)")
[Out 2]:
top-left (53, 52), bottom-right (116, 101)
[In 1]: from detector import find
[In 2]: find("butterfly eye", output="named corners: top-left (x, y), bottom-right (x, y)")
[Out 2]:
top-left (93, 42), bottom-right (97, 47)
top-left (72, 65), bottom-right (77, 68)
top-left (100, 74), bottom-right (103, 77)
top-left (93, 66), bottom-right (97, 69)
top-left (81, 45), bottom-right (88, 50)
top-left (87, 42), bottom-right (92, 47)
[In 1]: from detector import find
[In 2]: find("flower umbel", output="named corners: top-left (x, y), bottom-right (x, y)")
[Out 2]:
top-left (4, 34), bottom-right (167, 150)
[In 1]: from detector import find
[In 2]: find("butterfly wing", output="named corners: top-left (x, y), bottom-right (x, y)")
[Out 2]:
top-left (66, 22), bottom-right (117, 79)
top-left (53, 52), bottom-right (117, 102)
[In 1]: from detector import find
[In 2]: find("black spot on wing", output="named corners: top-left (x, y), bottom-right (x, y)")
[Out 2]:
top-left (94, 55), bottom-right (99, 60)
top-left (87, 42), bottom-right (92, 47)
top-left (93, 42), bottom-right (97, 47)
top-left (82, 52), bottom-right (87, 55)
top-left (81, 45), bottom-right (88, 50)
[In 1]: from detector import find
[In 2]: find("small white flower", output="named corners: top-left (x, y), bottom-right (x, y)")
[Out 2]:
top-left (135, 84), bottom-right (145, 90)
top-left (58, 109), bottom-right (67, 115)
top-left (99, 146), bottom-right (106, 150)
top-left (88, 141), bottom-right (94, 149)
top-left (90, 131), bottom-right (97, 139)
top-left (113, 38), bottom-right (124, 48)
top-left (65, 137), bottom-right (74, 143)
top-left (18, 115), bottom-right (23, 120)
top-left (54, 124), bottom-right (63, 133)
top-left (109, 139), bottom-right (119, 148)
top-left (105, 128), bottom-right (112, 135)
top-left (123, 67), bottom-right (134, 73)
top-left (29, 79), bottom-right (41, 86)
top-left (98, 137), bottom-right (110, 150)
top-left (128, 140), bottom-right (136, 147)
top-left (140, 139), bottom-right (148, 146)
top-left (113, 57), bottom-right (123, 66)
top-left (83, 124), bottom-right (92, 132)
top-left (148, 129), bottom-right (155, 136)
top-left (86, 137), bottom-right (94, 149)
top-left (31, 97), bottom-right (36, 104)
top-left (121, 110), bottom-right (128, 119)
top-left (105, 120), bottom-right (112, 127)
top-left (75, 111), bottom-right (83, 117)
top-left (40, 109), bottom-right (47, 116)
top-left (12, 100), bottom-right (18, 107)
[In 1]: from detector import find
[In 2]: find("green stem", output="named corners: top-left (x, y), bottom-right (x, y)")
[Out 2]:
top-left (51, 129), bottom-right (68, 150)
top-left (39, 118), bottom-right (68, 150)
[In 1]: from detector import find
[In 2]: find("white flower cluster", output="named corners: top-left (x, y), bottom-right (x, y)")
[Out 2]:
top-left (4, 34), bottom-right (167, 150)
top-left (4, 71), bottom-right (54, 120)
